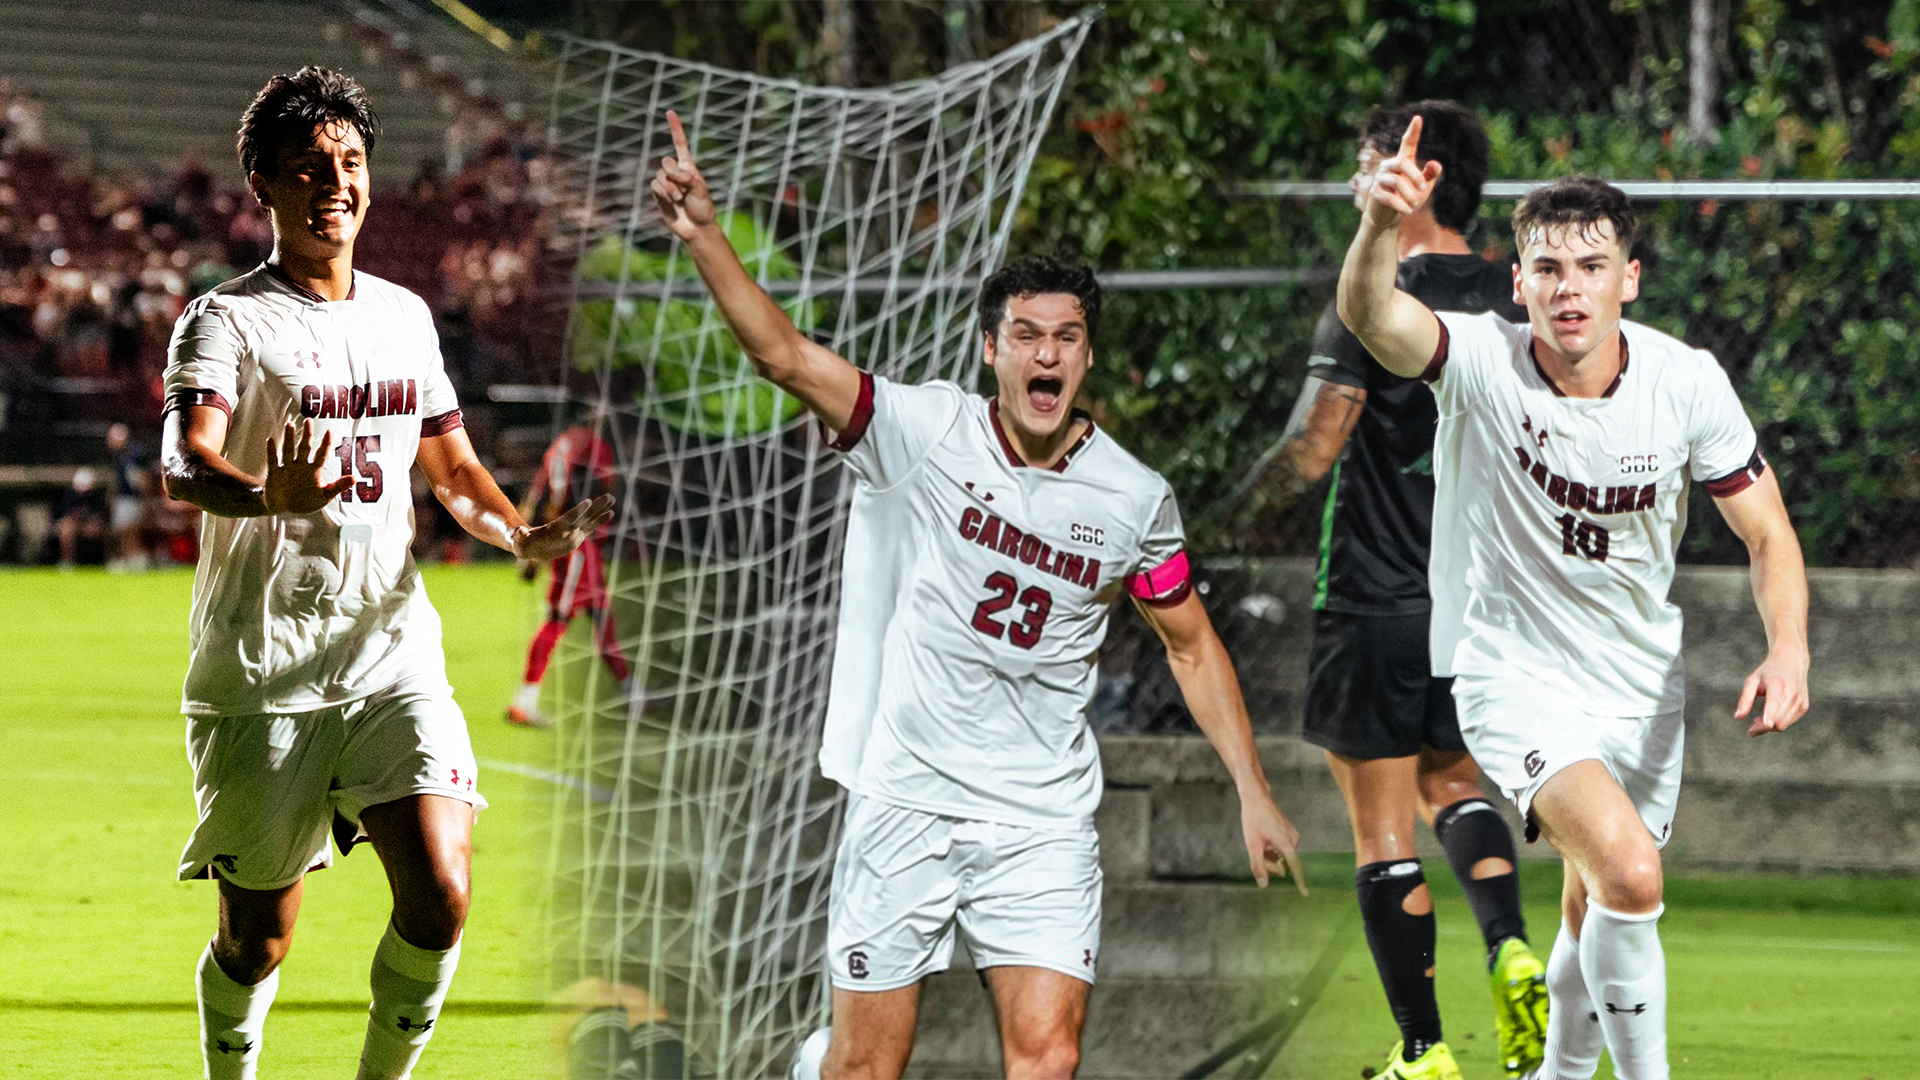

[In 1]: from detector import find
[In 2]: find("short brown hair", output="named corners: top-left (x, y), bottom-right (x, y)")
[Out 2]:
top-left (236, 67), bottom-right (379, 179)
top-left (1511, 176), bottom-right (1636, 257)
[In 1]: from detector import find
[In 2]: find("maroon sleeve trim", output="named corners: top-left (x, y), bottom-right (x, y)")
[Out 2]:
top-left (1419, 314), bottom-right (1451, 383)
top-left (421, 409), bottom-right (465, 437)
top-left (1704, 447), bottom-right (1768, 498)
top-left (163, 388), bottom-right (232, 418)
top-left (821, 370), bottom-right (876, 453)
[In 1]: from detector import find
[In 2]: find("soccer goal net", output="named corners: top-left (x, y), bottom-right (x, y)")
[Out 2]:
top-left (537, 17), bottom-right (1092, 1076)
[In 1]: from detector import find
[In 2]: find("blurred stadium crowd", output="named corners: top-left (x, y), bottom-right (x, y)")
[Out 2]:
top-left (0, 77), bottom-right (554, 567)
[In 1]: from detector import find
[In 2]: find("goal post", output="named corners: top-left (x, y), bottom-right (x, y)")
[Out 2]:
top-left (536, 17), bottom-right (1093, 1076)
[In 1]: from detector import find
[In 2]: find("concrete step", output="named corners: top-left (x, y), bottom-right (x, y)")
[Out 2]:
top-left (1101, 731), bottom-right (1920, 875)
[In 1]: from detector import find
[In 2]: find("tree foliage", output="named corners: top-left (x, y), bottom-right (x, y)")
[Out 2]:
top-left (1013, 0), bottom-right (1920, 566)
top-left (554, 0), bottom-right (1920, 565)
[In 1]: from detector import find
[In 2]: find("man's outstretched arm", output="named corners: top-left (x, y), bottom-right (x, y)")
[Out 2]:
top-left (1713, 468), bottom-right (1811, 736)
top-left (417, 427), bottom-right (612, 561)
top-left (1135, 590), bottom-right (1306, 894)
top-left (1336, 115), bottom-right (1444, 378)
top-left (650, 110), bottom-right (863, 433)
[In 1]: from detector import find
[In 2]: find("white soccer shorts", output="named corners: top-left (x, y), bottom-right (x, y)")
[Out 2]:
top-left (177, 678), bottom-right (487, 890)
top-left (1453, 676), bottom-right (1684, 850)
top-left (826, 794), bottom-right (1103, 991)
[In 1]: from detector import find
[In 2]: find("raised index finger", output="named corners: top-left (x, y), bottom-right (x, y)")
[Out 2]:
top-left (667, 110), bottom-right (693, 166)
top-left (1398, 114), bottom-right (1424, 161)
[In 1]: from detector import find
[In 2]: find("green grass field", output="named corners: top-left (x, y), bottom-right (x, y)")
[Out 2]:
top-left (0, 565), bottom-right (572, 1079)
top-left (2, 565), bottom-right (1917, 1079)
top-left (1257, 855), bottom-right (1920, 1079)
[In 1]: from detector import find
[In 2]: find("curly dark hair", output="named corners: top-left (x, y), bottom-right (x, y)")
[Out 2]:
top-left (977, 256), bottom-right (1103, 343)
top-left (1511, 176), bottom-right (1637, 257)
top-left (236, 67), bottom-right (380, 179)
top-left (1360, 99), bottom-right (1490, 234)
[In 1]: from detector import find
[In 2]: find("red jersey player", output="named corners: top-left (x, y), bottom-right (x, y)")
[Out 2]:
top-left (508, 413), bottom-right (630, 728)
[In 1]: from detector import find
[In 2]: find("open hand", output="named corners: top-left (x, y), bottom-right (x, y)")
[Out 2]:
top-left (650, 110), bottom-right (715, 241)
top-left (1242, 793), bottom-right (1307, 896)
top-left (513, 493), bottom-right (615, 562)
top-left (1363, 114), bottom-right (1443, 229)
top-left (1737, 647), bottom-right (1810, 737)
top-left (262, 419), bottom-right (352, 514)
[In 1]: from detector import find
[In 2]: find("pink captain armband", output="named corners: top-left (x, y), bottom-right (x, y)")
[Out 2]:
top-left (1127, 549), bottom-right (1193, 607)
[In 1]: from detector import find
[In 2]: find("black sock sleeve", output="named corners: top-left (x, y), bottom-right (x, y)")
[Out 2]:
top-left (1355, 859), bottom-right (1442, 1053)
top-left (1433, 797), bottom-right (1529, 960)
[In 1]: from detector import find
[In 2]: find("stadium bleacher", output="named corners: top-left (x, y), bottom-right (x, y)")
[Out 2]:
top-left (0, 0), bottom-right (552, 564)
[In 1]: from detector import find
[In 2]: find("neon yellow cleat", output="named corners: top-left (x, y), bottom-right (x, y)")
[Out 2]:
top-left (1366, 1041), bottom-right (1463, 1080)
top-left (1490, 936), bottom-right (1550, 1077)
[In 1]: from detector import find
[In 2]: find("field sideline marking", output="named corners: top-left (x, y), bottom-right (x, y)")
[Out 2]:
top-left (1437, 922), bottom-right (1916, 954)
top-left (5, 769), bottom-right (174, 786)
top-left (478, 757), bottom-right (615, 803)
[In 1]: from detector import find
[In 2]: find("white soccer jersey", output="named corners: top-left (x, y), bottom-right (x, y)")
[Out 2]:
top-left (819, 373), bottom-right (1191, 827)
top-left (163, 266), bottom-right (464, 717)
top-left (1426, 311), bottom-right (1764, 716)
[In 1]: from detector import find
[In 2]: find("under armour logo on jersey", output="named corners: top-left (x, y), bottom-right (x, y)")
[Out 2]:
top-left (396, 1016), bottom-right (434, 1032)
top-left (965, 481), bottom-right (995, 502)
top-left (1083, 949), bottom-right (1095, 968)
top-left (214, 1038), bottom-right (255, 1055)
top-left (294, 350), bottom-right (323, 369)
top-left (451, 768), bottom-right (472, 791)
top-left (1523, 414), bottom-right (1549, 448)
top-left (1605, 1002), bottom-right (1648, 1015)
top-left (211, 854), bottom-right (238, 874)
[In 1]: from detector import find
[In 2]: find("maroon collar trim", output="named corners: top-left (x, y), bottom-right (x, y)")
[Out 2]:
top-left (988, 399), bottom-right (1096, 473)
top-left (1530, 331), bottom-right (1628, 399)
top-left (263, 262), bottom-right (356, 303)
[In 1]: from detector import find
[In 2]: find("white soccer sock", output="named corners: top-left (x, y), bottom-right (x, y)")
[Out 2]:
top-left (1539, 919), bottom-right (1604, 1079)
top-left (789, 1026), bottom-right (831, 1080)
top-left (513, 682), bottom-right (541, 711)
top-left (355, 922), bottom-right (461, 1080)
top-left (197, 941), bottom-right (277, 1080)
top-left (1578, 901), bottom-right (1668, 1080)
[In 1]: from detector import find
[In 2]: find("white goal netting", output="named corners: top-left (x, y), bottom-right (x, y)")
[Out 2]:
top-left (538, 17), bottom-right (1091, 1077)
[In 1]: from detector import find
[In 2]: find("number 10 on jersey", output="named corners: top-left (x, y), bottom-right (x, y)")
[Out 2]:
top-left (1555, 513), bottom-right (1610, 562)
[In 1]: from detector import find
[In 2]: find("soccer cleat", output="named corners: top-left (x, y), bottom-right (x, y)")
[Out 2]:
top-left (1490, 936), bottom-right (1550, 1077)
top-left (788, 1026), bottom-right (831, 1080)
top-left (505, 704), bottom-right (554, 729)
top-left (1364, 1041), bottom-right (1463, 1080)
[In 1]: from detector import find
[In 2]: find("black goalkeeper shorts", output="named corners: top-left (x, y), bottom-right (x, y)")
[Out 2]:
top-left (1301, 609), bottom-right (1464, 759)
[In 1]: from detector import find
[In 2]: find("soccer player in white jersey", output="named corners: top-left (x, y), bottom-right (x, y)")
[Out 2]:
top-left (160, 68), bottom-right (611, 1080)
top-left (1337, 118), bottom-right (1810, 1080)
top-left (650, 112), bottom-right (1304, 1080)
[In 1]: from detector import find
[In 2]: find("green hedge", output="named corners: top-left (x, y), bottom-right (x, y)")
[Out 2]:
top-left (1009, 0), bottom-right (1920, 566)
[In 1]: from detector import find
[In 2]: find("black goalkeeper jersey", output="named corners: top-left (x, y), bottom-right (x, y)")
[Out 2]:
top-left (1308, 252), bottom-right (1525, 615)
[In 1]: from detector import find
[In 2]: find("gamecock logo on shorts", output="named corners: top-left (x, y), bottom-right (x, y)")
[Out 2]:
top-left (848, 950), bottom-right (869, 979)
top-left (1523, 750), bottom-right (1545, 778)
